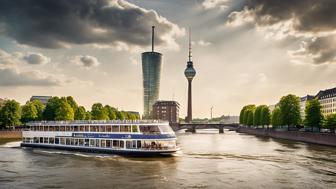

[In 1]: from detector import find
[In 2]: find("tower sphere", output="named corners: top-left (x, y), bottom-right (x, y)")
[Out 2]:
top-left (185, 62), bottom-right (196, 80)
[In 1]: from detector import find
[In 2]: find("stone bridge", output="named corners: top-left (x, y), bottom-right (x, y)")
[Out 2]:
top-left (175, 123), bottom-right (239, 133)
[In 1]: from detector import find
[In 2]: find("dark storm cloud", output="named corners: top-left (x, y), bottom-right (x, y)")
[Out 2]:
top-left (244, 0), bottom-right (336, 33)
top-left (227, 0), bottom-right (336, 64)
top-left (0, 0), bottom-right (183, 49)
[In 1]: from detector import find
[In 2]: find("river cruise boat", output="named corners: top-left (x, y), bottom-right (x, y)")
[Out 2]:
top-left (21, 120), bottom-right (178, 156)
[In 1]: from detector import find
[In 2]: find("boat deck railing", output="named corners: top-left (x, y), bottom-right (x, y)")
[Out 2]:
top-left (26, 120), bottom-right (168, 126)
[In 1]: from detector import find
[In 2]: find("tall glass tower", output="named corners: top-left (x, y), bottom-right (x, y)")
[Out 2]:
top-left (142, 26), bottom-right (162, 118)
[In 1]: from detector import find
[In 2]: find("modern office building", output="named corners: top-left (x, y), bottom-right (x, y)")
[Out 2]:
top-left (184, 29), bottom-right (196, 123)
top-left (152, 101), bottom-right (180, 124)
top-left (316, 87), bottom-right (336, 116)
top-left (300, 95), bottom-right (314, 119)
top-left (142, 26), bottom-right (162, 118)
top-left (30, 96), bottom-right (52, 105)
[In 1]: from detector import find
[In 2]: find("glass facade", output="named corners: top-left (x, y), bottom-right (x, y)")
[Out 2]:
top-left (142, 52), bottom-right (162, 118)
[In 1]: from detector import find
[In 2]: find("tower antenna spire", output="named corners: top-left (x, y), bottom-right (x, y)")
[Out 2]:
top-left (152, 26), bottom-right (155, 52)
top-left (188, 27), bottom-right (192, 62)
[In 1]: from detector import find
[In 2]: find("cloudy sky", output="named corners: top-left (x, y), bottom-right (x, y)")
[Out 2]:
top-left (1, 0), bottom-right (336, 118)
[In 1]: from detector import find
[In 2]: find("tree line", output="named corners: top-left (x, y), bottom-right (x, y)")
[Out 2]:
top-left (0, 96), bottom-right (140, 128)
top-left (239, 94), bottom-right (336, 133)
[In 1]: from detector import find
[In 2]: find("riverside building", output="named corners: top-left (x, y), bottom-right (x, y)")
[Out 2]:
top-left (30, 96), bottom-right (52, 105)
top-left (152, 101), bottom-right (180, 124)
top-left (316, 87), bottom-right (336, 116)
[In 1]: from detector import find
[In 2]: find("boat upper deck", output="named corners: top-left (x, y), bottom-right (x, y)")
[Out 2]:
top-left (26, 120), bottom-right (168, 126)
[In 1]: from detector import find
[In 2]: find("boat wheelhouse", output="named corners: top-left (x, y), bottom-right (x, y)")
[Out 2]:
top-left (21, 120), bottom-right (177, 156)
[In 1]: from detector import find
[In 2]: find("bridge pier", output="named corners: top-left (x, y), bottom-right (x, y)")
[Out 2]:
top-left (219, 125), bottom-right (224, 133)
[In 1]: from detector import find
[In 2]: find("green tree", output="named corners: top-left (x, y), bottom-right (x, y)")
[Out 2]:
top-left (239, 106), bottom-right (247, 124)
top-left (239, 105), bottom-right (256, 125)
top-left (246, 109), bottom-right (254, 126)
top-left (66, 96), bottom-right (78, 113)
top-left (323, 113), bottom-right (336, 134)
top-left (91, 103), bottom-right (109, 120)
top-left (31, 100), bottom-right (45, 120)
top-left (85, 111), bottom-right (92, 120)
top-left (260, 105), bottom-right (271, 128)
top-left (43, 97), bottom-right (60, 120)
top-left (278, 94), bottom-right (301, 130)
top-left (304, 98), bottom-right (323, 131)
top-left (104, 105), bottom-right (117, 120)
top-left (116, 111), bottom-right (126, 120)
top-left (54, 97), bottom-right (74, 120)
top-left (0, 100), bottom-right (21, 128)
top-left (21, 102), bottom-right (38, 123)
top-left (271, 107), bottom-right (281, 127)
top-left (75, 106), bottom-right (86, 120)
top-left (253, 106), bottom-right (262, 127)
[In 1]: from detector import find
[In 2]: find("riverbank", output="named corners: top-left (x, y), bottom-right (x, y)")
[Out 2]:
top-left (236, 126), bottom-right (336, 147)
top-left (0, 131), bottom-right (22, 139)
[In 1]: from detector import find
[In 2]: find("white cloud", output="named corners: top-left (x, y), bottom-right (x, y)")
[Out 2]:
top-left (23, 53), bottom-right (50, 65)
top-left (71, 55), bottom-right (100, 68)
top-left (202, 0), bottom-right (230, 10)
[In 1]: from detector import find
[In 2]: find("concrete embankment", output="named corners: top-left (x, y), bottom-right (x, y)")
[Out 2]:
top-left (0, 131), bottom-right (22, 139)
top-left (237, 127), bottom-right (336, 147)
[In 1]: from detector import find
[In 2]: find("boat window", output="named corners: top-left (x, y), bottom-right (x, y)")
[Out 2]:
top-left (119, 140), bottom-right (124, 148)
top-left (49, 126), bottom-right (55, 131)
top-left (74, 126), bottom-right (79, 131)
top-left (85, 126), bottom-right (89, 132)
top-left (43, 137), bottom-right (48, 143)
top-left (34, 137), bottom-right (39, 143)
top-left (112, 126), bottom-right (119, 132)
top-left (90, 126), bottom-right (96, 132)
top-left (106, 125), bottom-right (112, 132)
top-left (55, 126), bottom-right (60, 131)
top-left (74, 139), bottom-right (79, 146)
top-left (55, 138), bottom-right (59, 144)
top-left (137, 140), bottom-right (141, 149)
top-left (70, 138), bottom-right (74, 145)
top-left (101, 140), bottom-right (106, 148)
top-left (158, 125), bottom-right (174, 133)
top-left (89, 139), bottom-right (95, 147)
top-left (79, 126), bottom-right (84, 131)
top-left (120, 125), bottom-right (131, 132)
top-left (84, 139), bottom-right (89, 146)
top-left (66, 138), bottom-right (71, 145)
top-left (60, 138), bottom-right (66, 145)
top-left (60, 126), bottom-right (65, 131)
top-left (106, 140), bottom-right (111, 148)
top-left (49, 137), bottom-right (54, 144)
top-left (95, 139), bottom-right (100, 147)
top-left (139, 125), bottom-right (161, 135)
top-left (125, 141), bottom-right (137, 149)
top-left (100, 126), bottom-right (106, 132)
top-left (132, 125), bottom-right (138, 132)
top-left (79, 139), bottom-right (84, 146)
top-left (44, 126), bottom-right (48, 131)
top-left (113, 140), bottom-right (119, 148)
top-left (126, 141), bottom-right (131, 149)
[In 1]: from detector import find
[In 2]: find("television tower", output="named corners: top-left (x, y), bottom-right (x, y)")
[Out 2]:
top-left (184, 28), bottom-right (196, 123)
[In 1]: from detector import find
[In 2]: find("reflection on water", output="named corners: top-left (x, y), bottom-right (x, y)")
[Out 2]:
top-left (0, 130), bottom-right (336, 189)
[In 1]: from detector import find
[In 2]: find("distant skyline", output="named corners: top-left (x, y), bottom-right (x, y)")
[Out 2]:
top-left (1, 0), bottom-right (336, 118)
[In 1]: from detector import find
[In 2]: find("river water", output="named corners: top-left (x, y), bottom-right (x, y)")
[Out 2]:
top-left (0, 130), bottom-right (336, 189)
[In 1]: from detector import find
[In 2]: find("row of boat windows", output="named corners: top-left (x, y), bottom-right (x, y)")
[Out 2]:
top-left (29, 125), bottom-right (161, 135)
top-left (22, 137), bottom-right (176, 150)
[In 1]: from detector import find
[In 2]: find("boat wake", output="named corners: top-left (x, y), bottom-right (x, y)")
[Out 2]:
top-left (0, 141), bottom-right (21, 148)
